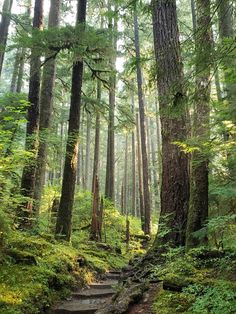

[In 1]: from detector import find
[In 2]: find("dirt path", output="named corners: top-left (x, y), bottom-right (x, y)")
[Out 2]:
top-left (126, 283), bottom-right (162, 314)
top-left (52, 271), bottom-right (121, 314)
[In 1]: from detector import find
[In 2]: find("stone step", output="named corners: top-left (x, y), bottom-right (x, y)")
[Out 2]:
top-left (105, 273), bottom-right (121, 280)
top-left (89, 280), bottom-right (118, 290)
top-left (108, 270), bottom-right (121, 275)
top-left (72, 288), bottom-right (114, 298)
top-left (53, 302), bottom-right (98, 314)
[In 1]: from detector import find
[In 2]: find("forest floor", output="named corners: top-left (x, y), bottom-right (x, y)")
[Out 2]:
top-left (0, 229), bottom-right (142, 314)
top-left (126, 283), bottom-right (162, 314)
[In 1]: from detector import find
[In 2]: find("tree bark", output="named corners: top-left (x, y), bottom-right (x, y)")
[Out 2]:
top-left (151, 0), bottom-right (190, 247)
top-left (217, 0), bottom-right (236, 177)
top-left (136, 113), bottom-right (145, 232)
top-left (105, 3), bottom-right (117, 202)
top-left (33, 0), bottom-right (60, 215)
top-left (90, 175), bottom-right (100, 241)
top-left (134, 6), bottom-right (151, 235)
top-left (10, 49), bottom-right (21, 92)
top-left (16, 48), bottom-right (26, 93)
top-left (186, 0), bottom-right (212, 249)
top-left (131, 93), bottom-right (136, 216)
top-left (0, 0), bottom-right (13, 78)
top-left (84, 112), bottom-right (91, 190)
top-left (55, 0), bottom-right (87, 241)
top-left (92, 80), bottom-right (101, 193)
top-left (150, 118), bottom-right (160, 212)
top-left (124, 135), bottom-right (128, 215)
top-left (18, 0), bottom-right (44, 228)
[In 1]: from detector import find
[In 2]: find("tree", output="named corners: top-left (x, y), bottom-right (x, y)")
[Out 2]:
top-left (105, 3), bottom-right (117, 202)
top-left (186, 0), bottom-right (212, 248)
top-left (33, 0), bottom-right (61, 215)
top-left (0, 0), bottom-right (13, 78)
top-left (151, 0), bottom-right (190, 248)
top-left (18, 0), bottom-right (44, 228)
top-left (92, 80), bottom-right (101, 193)
top-left (55, 0), bottom-right (87, 241)
top-left (136, 112), bottom-right (145, 231)
top-left (133, 4), bottom-right (151, 235)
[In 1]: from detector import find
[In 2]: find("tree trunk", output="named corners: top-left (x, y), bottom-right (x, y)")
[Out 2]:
top-left (33, 0), bottom-right (60, 215)
top-left (105, 3), bottom-right (117, 202)
top-left (131, 94), bottom-right (136, 216)
top-left (90, 175), bottom-right (100, 241)
top-left (150, 118), bottom-right (160, 213)
top-left (92, 80), bottom-right (101, 193)
top-left (10, 49), bottom-right (21, 92)
top-left (55, 0), bottom-right (87, 241)
top-left (0, 0), bottom-right (13, 78)
top-left (84, 112), bottom-right (91, 190)
top-left (134, 6), bottom-right (151, 235)
top-left (186, 0), bottom-right (212, 249)
top-left (18, 0), bottom-right (44, 229)
top-left (124, 135), bottom-right (128, 215)
top-left (217, 0), bottom-right (236, 177)
top-left (151, 0), bottom-right (190, 248)
top-left (136, 113), bottom-right (145, 232)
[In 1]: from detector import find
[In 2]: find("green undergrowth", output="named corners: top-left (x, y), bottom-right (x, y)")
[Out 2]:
top-left (0, 190), bottom-right (147, 314)
top-left (151, 248), bottom-right (236, 313)
top-left (0, 231), bottom-right (91, 314)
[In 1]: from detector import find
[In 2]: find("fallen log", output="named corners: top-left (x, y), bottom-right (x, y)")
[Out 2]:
top-left (162, 279), bottom-right (188, 292)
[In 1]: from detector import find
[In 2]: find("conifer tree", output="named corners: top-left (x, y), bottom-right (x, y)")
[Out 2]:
top-left (151, 0), bottom-right (189, 248)
top-left (55, 0), bottom-right (87, 241)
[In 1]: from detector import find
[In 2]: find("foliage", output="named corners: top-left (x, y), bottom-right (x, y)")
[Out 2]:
top-left (151, 248), bottom-right (236, 314)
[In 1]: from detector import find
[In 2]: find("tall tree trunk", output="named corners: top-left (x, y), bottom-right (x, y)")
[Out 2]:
top-left (131, 95), bottom-right (136, 216)
top-left (217, 0), bottom-right (236, 176)
top-left (55, 0), bottom-right (87, 241)
top-left (105, 3), bottom-right (117, 202)
top-left (136, 113), bottom-right (145, 231)
top-left (90, 175), bottom-right (100, 241)
top-left (134, 6), bottom-right (151, 235)
top-left (150, 118), bottom-right (160, 212)
top-left (124, 135), bottom-right (128, 215)
top-left (186, 0), bottom-right (212, 249)
top-left (84, 112), bottom-right (91, 190)
top-left (0, 0), bottom-right (13, 78)
top-left (92, 80), bottom-right (101, 193)
top-left (151, 0), bottom-right (190, 248)
top-left (34, 0), bottom-right (60, 215)
top-left (10, 49), bottom-right (21, 92)
top-left (155, 99), bottom-right (162, 179)
top-left (18, 0), bottom-right (44, 229)
top-left (16, 48), bottom-right (26, 93)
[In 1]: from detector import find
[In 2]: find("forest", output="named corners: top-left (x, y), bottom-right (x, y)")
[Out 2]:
top-left (0, 0), bottom-right (236, 313)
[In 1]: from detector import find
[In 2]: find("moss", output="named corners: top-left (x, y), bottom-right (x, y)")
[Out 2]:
top-left (150, 249), bottom-right (236, 314)
top-left (152, 290), bottom-right (194, 313)
top-left (0, 232), bottom-right (93, 314)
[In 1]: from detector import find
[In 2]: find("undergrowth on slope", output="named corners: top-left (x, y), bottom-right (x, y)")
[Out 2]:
top-left (151, 248), bottom-right (236, 314)
top-left (0, 189), bottom-right (147, 314)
